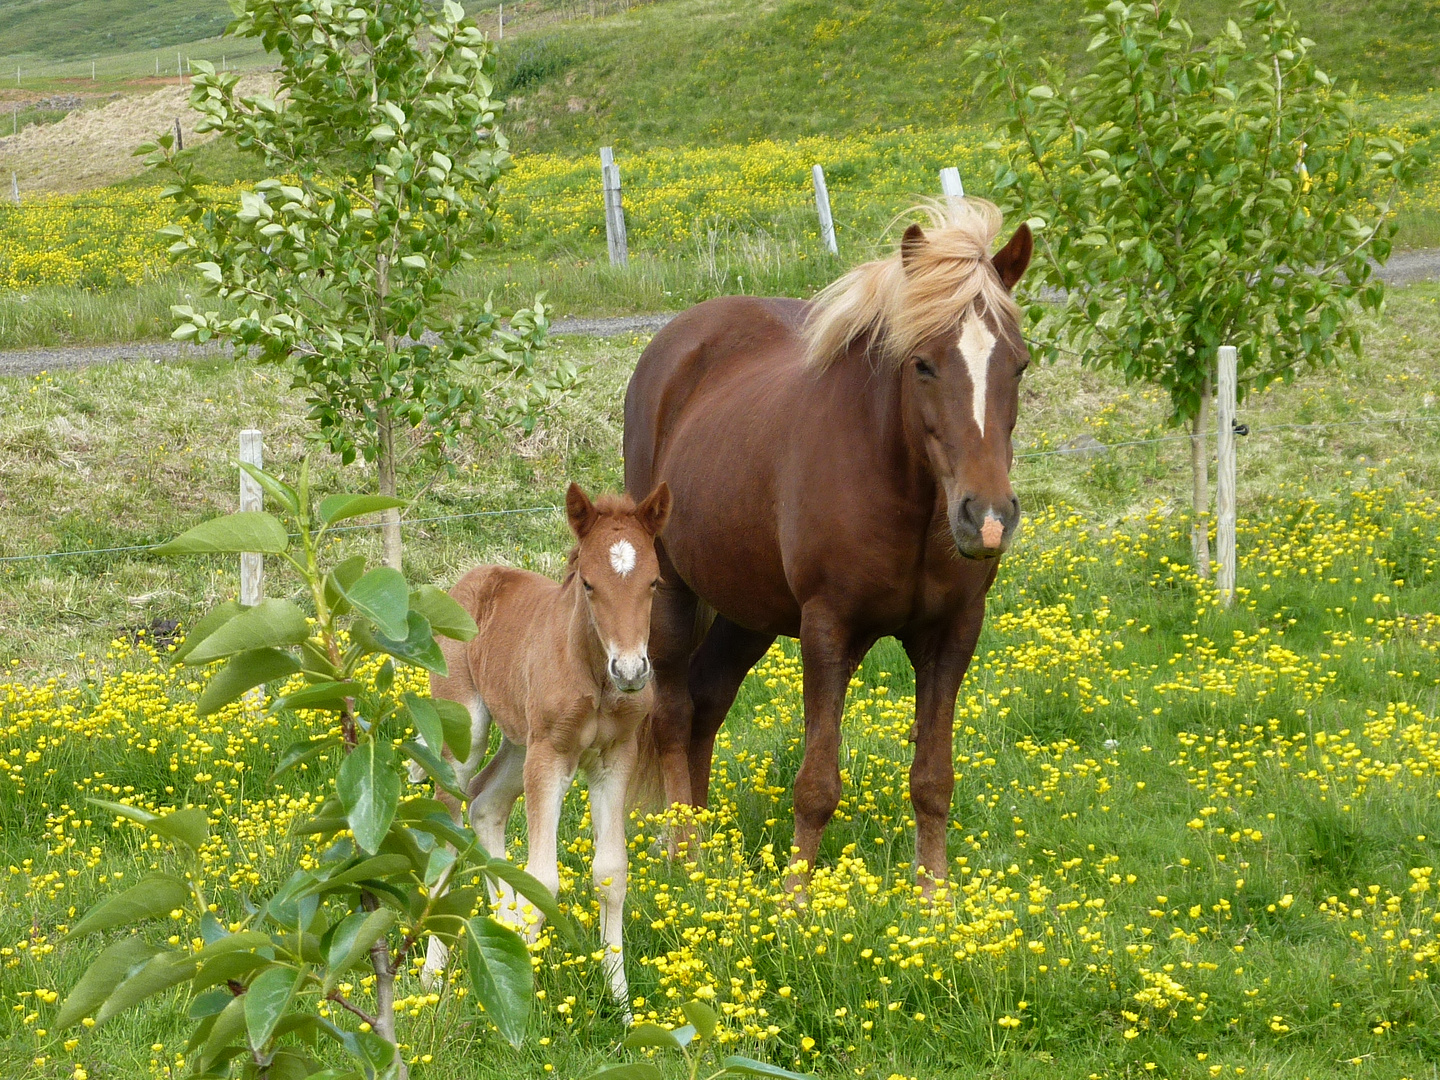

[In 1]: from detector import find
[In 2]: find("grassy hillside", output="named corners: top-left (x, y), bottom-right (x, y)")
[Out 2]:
top-left (0, 0), bottom-right (231, 63)
top-left (497, 0), bottom-right (1440, 153)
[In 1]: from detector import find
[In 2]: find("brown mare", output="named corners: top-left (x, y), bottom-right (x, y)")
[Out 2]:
top-left (421, 482), bottom-right (672, 1015)
top-left (624, 198), bottom-right (1032, 890)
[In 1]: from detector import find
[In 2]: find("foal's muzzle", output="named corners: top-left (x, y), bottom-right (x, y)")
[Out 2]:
top-left (608, 654), bottom-right (652, 693)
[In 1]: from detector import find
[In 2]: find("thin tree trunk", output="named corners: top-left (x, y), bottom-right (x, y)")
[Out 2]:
top-left (363, 891), bottom-right (408, 1080)
top-left (377, 406), bottom-right (403, 571)
top-left (1190, 371), bottom-right (1212, 577)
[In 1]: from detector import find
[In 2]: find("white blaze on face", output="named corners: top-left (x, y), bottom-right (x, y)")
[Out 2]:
top-left (609, 539), bottom-right (637, 577)
top-left (958, 314), bottom-right (997, 436)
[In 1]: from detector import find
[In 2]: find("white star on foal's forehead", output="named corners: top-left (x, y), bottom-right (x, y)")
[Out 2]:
top-left (958, 315), bottom-right (997, 436)
top-left (609, 539), bottom-right (637, 577)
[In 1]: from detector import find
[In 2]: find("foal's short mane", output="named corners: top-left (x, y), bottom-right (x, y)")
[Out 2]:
top-left (802, 197), bottom-right (1020, 370)
top-left (563, 492), bottom-right (638, 580)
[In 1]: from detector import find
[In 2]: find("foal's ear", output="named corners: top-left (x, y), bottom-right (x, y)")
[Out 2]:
top-left (900, 223), bottom-right (927, 274)
top-left (634, 481), bottom-right (673, 537)
top-left (992, 222), bottom-right (1033, 291)
top-left (566, 482), bottom-right (598, 539)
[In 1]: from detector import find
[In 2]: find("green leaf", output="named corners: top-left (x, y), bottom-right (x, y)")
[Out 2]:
top-left (173, 601), bottom-right (243, 663)
top-left (194, 951), bottom-right (270, 993)
top-left (624, 1023), bottom-right (689, 1051)
top-left (273, 734), bottom-right (343, 779)
top-left (185, 599), bottom-right (311, 664)
top-left (198, 647), bottom-right (301, 715)
top-left (432, 697), bottom-right (474, 762)
top-left (239, 463), bottom-right (300, 515)
top-left (402, 739), bottom-right (463, 798)
top-left (96, 951), bottom-right (200, 1025)
top-left (246, 964), bottom-right (302, 1052)
top-left (201, 993), bottom-right (247, 1067)
top-left (368, 611), bottom-right (448, 675)
top-left (148, 806), bottom-right (211, 853)
top-left (323, 907), bottom-right (396, 993)
top-left (154, 511), bottom-right (289, 556)
top-left (271, 681), bottom-right (355, 714)
top-left (56, 937), bottom-right (162, 1030)
top-left (405, 693), bottom-right (444, 757)
top-left (466, 916), bottom-right (533, 1048)
top-left (582, 1066), bottom-right (664, 1080)
top-left (409, 584), bottom-right (477, 641)
top-left (318, 494), bottom-right (407, 525)
top-left (323, 555), bottom-right (368, 618)
top-left (307, 854), bottom-right (413, 894)
top-left (337, 739), bottom-right (401, 854)
top-left (720, 1057), bottom-right (815, 1080)
top-left (69, 874), bottom-right (192, 937)
top-left (344, 567), bottom-right (411, 639)
top-left (483, 858), bottom-right (576, 945)
top-left (682, 999), bottom-right (718, 1039)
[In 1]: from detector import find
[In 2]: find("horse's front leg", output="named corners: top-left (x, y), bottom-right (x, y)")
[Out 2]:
top-left (789, 606), bottom-right (868, 895)
top-left (586, 738), bottom-right (637, 1021)
top-left (520, 740), bottom-right (578, 941)
top-left (901, 606), bottom-right (985, 894)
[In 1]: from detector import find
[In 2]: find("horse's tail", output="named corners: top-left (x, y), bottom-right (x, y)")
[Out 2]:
top-left (627, 709), bottom-right (666, 812)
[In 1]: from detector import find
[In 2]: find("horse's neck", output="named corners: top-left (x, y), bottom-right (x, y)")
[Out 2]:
top-left (844, 347), bottom-right (933, 496)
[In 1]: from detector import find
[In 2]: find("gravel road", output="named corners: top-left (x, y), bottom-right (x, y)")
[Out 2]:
top-left (5, 253), bottom-right (1439, 379)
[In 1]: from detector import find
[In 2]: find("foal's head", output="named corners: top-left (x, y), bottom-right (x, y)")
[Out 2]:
top-left (805, 198), bottom-right (1033, 560)
top-left (565, 482), bottom-right (673, 693)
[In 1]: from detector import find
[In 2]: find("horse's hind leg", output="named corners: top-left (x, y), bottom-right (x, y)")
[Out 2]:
top-left (420, 734), bottom-right (523, 989)
top-left (686, 616), bottom-right (775, 807)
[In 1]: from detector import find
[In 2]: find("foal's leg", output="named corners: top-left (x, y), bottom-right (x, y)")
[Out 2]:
top-left (686, 616), bottom-right (775, 807)
top-left (789, 606), bottom-right (870, 894)
top-left (421, 734), bottom-right (523, 988)
top-left (586, 739), bottom-right (637, 1021)
top-left (520, 740), bottom-right (579, 941)
top-left (901, 602), bottom-right (987, 892)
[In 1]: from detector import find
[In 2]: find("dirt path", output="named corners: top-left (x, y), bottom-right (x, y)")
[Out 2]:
top-left (4, 253), bottom-right (1440, 379)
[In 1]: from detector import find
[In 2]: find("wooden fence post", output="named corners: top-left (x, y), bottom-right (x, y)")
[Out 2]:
top-left (812, 164), bottom-right (837, 255)
top-left (499, 2), bottom-right (504, 39)
top-left (939, 166), bottom-right (964, 200)
top-left (600, 146), bottom-right (629, 266)
top-left (174, 118), bottom-right (184, 152)
top-left (11, 173), bottom-right (18, 206)
top-left (239, 430), bottom-right (264, 608)
top-left (1216, 345), bottom-right (1237, 607)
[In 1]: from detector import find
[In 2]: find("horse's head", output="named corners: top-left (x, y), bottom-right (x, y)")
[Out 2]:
top-left (898, 217), bottom-right (1032, 561)
top-left (566, 481), bottom-right (673, 693)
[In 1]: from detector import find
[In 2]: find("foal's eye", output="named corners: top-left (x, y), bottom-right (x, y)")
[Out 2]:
top-left (913, 357), bottom-right (937, 379)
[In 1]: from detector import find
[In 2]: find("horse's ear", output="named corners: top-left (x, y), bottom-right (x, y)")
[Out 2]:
top-left (900, 223), bottom-right (927, 274)
top-left (992, 222), bottom-right (1033, 291)
top-left (566, 482), bottom-right (598, 539)
top-left (634, 481), bottom-right (672, 537)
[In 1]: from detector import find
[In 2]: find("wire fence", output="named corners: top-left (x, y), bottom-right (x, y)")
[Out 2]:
top-left (4, 413), bottom-right (1435, 567)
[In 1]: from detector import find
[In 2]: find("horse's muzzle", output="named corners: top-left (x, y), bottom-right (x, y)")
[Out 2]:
top-left (951, 493), bottom-right (1021, 559)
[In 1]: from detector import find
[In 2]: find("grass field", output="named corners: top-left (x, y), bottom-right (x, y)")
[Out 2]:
top-left (1, 277), bottom-right (1439, 1078)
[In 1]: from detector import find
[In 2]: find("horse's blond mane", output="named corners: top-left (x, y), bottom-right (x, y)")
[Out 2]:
top-left (802, 197), bottom-right (1019, 369)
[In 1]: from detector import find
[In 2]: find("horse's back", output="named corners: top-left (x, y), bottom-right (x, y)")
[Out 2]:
top-left (625, 295), bottom-right (808, 495)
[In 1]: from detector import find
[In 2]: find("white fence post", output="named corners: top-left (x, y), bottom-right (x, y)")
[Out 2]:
top-left (499, 2), bottom-right (504, 38)
top-left (812, 164), bottom-right (837, 255)
top-left (10, 173), bottom-right (17, 206)
top-left (939, 166), bottom-right (964, 200)
top-left (1216, 345), bottom-right (1237, 607)
top-left (600, 146), bottom-right (628, 266)
top-left (239, 430), bottom-right (264, 608)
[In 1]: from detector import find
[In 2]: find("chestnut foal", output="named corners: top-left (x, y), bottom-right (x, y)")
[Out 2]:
top-left (423, 482), bottom-right (671, 1015)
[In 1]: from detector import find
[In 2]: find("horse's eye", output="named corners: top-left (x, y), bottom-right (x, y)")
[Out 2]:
top-left (582, 579), bottom-right (594, 593)
top-left (651, 578), bottom-right (662, 590)
top-left (914, 358), bottom-right (936, 378)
